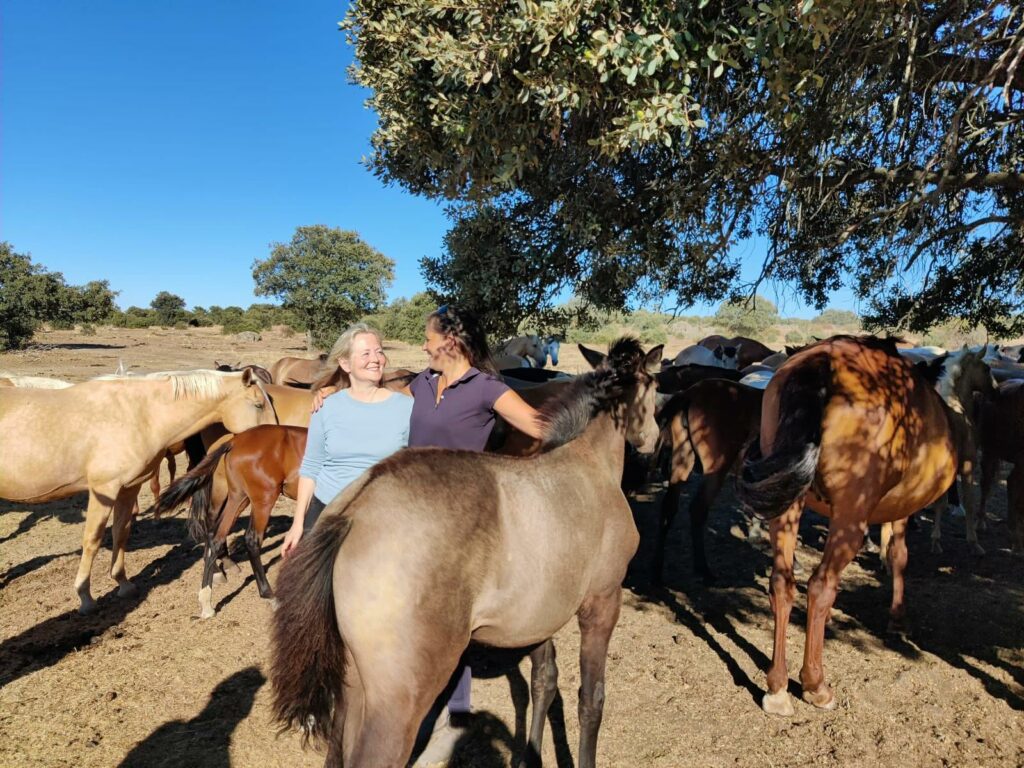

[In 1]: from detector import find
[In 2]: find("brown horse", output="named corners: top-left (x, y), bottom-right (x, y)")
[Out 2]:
top-left (0, 368), bottom-right (275, 613)
top-left (269, 338), bottom-right (662, 768)
top-left (655, 379), bottom-right (763, 584)
top-left (980, 380), bottom-right (1024, 553)
top-left (148, 425), bottom-right (307, 618)
top-left (736, 336), bottom-right (994, 716)
top-left (270, 354), bottom-right (329, 387)
top-left (698, 335), bottom-right (776, 369)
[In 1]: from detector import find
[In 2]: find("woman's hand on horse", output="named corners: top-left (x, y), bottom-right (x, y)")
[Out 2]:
top-left (311, 386), bottom-right (339, 413)
top-left (281, 524), bottom-right (303, 559)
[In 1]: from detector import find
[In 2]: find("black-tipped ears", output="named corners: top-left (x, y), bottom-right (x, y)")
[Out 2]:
top-left (644, 345), bottom-right (664, 371)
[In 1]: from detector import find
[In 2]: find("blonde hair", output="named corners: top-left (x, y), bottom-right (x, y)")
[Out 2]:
top-left (312, 323), bottom-right (386, 390)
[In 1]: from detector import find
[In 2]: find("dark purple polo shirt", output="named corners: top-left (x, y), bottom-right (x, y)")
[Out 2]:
top-left (408, 367), bottom-right (510, 451)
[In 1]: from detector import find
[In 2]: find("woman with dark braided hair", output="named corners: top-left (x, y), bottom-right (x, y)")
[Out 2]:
top-left (311, 304), bottom-right (542, 765)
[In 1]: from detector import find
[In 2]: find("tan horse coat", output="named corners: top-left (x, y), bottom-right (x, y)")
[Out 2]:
top-left (0, 369), bottom-right (274, 613)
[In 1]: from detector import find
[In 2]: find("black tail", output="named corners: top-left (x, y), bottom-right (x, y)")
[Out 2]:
top-left (143, 442), bottom-right (233, 543)
top-left (270, 512), bottom-right (352, 747)
top-left (737, 355), bottom-right (830, 519)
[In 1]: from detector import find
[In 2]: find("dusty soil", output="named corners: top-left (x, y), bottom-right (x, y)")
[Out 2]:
top-left (1, 326), bottom-right (1022, 768)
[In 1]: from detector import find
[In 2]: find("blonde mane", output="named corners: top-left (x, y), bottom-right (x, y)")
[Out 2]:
top-left (94, 369), bottom-right (237, 400)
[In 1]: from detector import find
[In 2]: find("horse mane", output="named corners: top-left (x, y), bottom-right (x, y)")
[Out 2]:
top-left (95, 369), bottom-right (233, 400)
top-left (936, 348), bottom-right (978, 402)
top-left (537, 337), bottom-right (643, 450)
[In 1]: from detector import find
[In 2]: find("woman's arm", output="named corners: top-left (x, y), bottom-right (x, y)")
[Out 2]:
top-left (282, 476), bottom-right (316, 559)
top-left (311, 385), bottom-right (340, 413)
top-left (494, 390), bottom-right (543, 439)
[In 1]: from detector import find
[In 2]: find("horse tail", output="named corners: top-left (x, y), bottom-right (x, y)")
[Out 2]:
top-left (270, 470), bottom-right (376, 747)
top-left (737, 354), bottom-right (830, 520)
top-left (144, 442), bottom-right (232, 541)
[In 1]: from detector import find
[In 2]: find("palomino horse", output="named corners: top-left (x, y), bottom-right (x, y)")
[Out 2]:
top-left (0, 373), bottom-right (73, 388)
top-left (148, 425), bottom-right (307, 618)
top-left (270, 338), bottom-right (662, 768)
top-left (980, 380), bottom-right (1024, 553)
top-left (0, 368), bottom-right (275, 613)
top-left (737, 336), bottom-right (994, 716)
top-left (698, 335), bottom-right (775, 369)
top-left (270, 354), bottom-right (329, 387)
top-left (498, 334), bottom-right (547, 367)
top-left (655, 379), bottom-right (763, 584)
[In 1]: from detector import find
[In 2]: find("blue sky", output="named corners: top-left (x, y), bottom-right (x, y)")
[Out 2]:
top-left (1, 1), bottom-right (857, 318)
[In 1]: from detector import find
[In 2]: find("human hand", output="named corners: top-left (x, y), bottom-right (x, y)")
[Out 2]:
top-left (281, 524), bottom-right (304, 559)
top-left (311, 385), bottom-right (339, 413)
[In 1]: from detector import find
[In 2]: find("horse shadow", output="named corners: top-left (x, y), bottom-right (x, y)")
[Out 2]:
top-left (0, 519), bottom-right (199, 688)
top-left (117, 666), bottom-right (265, 768)
top-left (0, 496), bottom-right (87, 544)
top-left (32, 342), bottom-right (127, 350)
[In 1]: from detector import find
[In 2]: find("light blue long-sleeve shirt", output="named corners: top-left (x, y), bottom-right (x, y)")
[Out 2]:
top-left (299, 390), bottom-right (414, 505)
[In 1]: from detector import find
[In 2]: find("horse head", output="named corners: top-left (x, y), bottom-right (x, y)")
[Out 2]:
top-left (712, 345), bottom-right (741, 370)
top-left (219, 367), bottom-right (278, 432)
top-left (579, 338), bottom-right (663, 453)
top-left (544, 336), bottom-right (560, 366)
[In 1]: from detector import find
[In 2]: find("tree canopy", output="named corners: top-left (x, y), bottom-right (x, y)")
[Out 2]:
top-left (252, 225), bottom-right (395, 348)
top-left (150, 291), bottom-right (187, 326)
top-left (344, 0), bottom-right (1024, 335)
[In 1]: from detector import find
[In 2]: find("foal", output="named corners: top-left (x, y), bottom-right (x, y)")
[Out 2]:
top-left (270, 338), bottom-right (662, 768)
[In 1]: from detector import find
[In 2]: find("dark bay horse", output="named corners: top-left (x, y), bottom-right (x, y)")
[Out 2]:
top-left (980, 380), bottom-right (1024, 553)
top-left (737, 336), bottom-right (994, 716)
top-left (655, 379), bottom-right (763, 584)
top-left (270, 338), bottom-right (662, 768)
top-left (148, 425), bottom-right (307, 618)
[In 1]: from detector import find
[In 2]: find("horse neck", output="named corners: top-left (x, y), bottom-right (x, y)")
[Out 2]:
top-left (938, 363), bottom-right (981, 424)
top-left (136, 378), bottom-right (234, 447)
top-left (576, 410), bottom-right (627, 477)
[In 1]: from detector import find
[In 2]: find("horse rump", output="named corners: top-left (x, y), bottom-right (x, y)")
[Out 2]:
top-left (270, 511), bottom-right (352, 747)
top-left (737, 354), bottom-right (830, 519)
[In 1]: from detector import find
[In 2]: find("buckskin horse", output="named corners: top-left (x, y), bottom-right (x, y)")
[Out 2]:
top-left (269, 338), bottom-right (662, 768)
top-left (737, 336), bottom-right (994, 716)
top-left (0, 368), bottom-right (275, 613)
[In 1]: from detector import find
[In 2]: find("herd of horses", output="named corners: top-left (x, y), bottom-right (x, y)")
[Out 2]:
top-left (3, 329), bottom-right (1024, 766)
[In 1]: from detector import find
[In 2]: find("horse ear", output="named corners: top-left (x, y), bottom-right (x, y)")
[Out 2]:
top-left (713, 345), bottom-right (724, 359)
top-left (241, 366), bottom-right (256, 386)
top-left (578, 344), bottom-right (606, 369)
top-left (644, 345), bottom-right (664, 371)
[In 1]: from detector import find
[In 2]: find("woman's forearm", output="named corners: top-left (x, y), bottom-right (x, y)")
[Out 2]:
top-left (292, 476), bottom-right (317, 528)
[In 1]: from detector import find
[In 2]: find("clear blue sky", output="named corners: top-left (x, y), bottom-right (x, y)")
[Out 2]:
top-left (1, 1), bottom-right (857, 318)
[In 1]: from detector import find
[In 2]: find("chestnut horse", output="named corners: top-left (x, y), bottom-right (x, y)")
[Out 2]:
top-left (980, 380), bottom-right (1024, 553)
top-left (654, 379), bottom-right (763, 584)
top-left (148, 425), bottom-right (307, 618)
top-left (737, 336), bottom-right (994, 716)
top-left (0, 368), bottom-right (275, 613)
top-left (269, 338), bottom-right (662, 768)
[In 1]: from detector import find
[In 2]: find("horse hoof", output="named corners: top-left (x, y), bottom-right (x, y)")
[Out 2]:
top-left (887, 618), bottom-right (911, 639)
top-left (801, 686), bottom-right (836, 710)
top-left (761, 690), bottom-right (795, 717)
top-left (117, 582), bottom-right (138, 598)
top-left (200, 606), bottom-right (216, 620)
top-left (212, 572), bottom-right (227, 585)
top-left (78, 599), bottom-right (97, 616)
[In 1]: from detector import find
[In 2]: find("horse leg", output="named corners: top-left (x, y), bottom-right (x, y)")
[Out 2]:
top-left (886, 518), bottom-right (910, 636)
top-left (799, 517), bottom-right (866, 710)
top-left (199, 492), bottom-right (248, 618)
top-left (690, 471), bottom-right (726, 584)
top-left (961, 463), bottom-right (986, 556)
top-left (1008, 464), bottom-right (1024, 555)
top-left (653, 481), bottom-right (682, 586)
top-left (243, 496), bottom-right (275, 599)
top-left (519, 639), bottom-right (558, 768)
top-left (979, 452), bottom-right (1000, 528)
top-left (74, 488), bottom-right (118, 614)
top-left (109, 484), bottom-right (142, 598)
top-left (165, 449), bottom-right (177, 485)
top-left (763, 503), bottom-right (800, 716)
top-left (576, 588), bottom-right (622, 768)
top-left (880, 523), bottom-right (893, 574)
top-left (930, 489), bottom-right (949, 554)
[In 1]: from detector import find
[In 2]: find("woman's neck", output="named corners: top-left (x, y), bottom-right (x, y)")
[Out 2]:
top-left (347, 377), bottom-right (384, 402)
top-left (437, 357), bottom-right (472, 383)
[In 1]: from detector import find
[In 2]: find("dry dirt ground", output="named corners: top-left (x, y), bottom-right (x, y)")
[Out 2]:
top-left (1, 326), bottom-right (1022, 768)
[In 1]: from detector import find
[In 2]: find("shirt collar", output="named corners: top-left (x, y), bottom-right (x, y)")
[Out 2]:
top-left (429, 366), bottom-right (483, 389)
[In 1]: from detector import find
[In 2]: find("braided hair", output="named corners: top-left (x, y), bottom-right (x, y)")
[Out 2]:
top-left (428, 305), bottom-right (496, 373)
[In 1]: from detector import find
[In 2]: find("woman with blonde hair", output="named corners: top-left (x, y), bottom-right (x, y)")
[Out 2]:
top-left (281, 322), bottom-right (412, 557)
